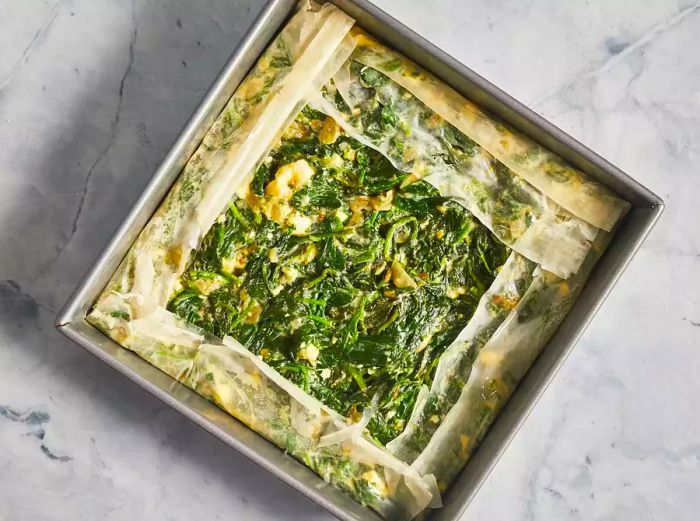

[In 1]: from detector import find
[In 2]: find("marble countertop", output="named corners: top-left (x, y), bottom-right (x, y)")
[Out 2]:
top-left (1, 1), bottom-right (698, 520)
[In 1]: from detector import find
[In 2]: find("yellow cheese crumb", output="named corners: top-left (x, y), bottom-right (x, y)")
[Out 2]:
top-left (260, 160), bottom-right (319, 234)
top-left (222, 250), bottom-right (248, 274)
top-left (479, 350), bottom-right (504, 366)
top-left (245, 302), bottom-right (263, 324)
top-left (297, 343), bottom-right (319, 367)
top-left (322, 153), bottom-right (344, 170)
top-left (299, 243), bottom-right (318, 264)
top-left (191, 277), bottom-right (223, 296)
top-left (265, 159), bottom-right (314, 199)
top-left (559, 281), bottom-right (570, 296)
top-left (319, 116), bottom-right (341, 144)
top-left (391, 260), bottom-right (417, 289)
top-left (289, 213), bottom-right (313, 235)
top-left (361, 471), bottom-right (389, 497)
top-left (339, 141), bottom-right (356, 161)
top-left (460, 434), bottom-right (470, 456)
top-left (290, 318), bottom-right (303, 330)
top-left (400, 172), bottom-right (419, 188)
top-left (280, 265), bottom-right (299, 285)
top-left (166, 245), bottom-right (183, 267)
top-left (446, 286), bottom-right (467, 299)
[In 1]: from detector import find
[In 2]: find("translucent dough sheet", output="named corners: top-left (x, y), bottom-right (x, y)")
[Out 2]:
top-left (349, 31), bottom-right (630, 232)
top-left (188, 337), bottom-right (437, 521)
top-left (88, 2), bottom-right (438, 517)
top-left (411, 234), bottom-right (611, 490)
top-left (91, 1), bottom-right (357, 324)
top-left (85, 3), bottom-right (628, 519)
top-left (313, 50), bottom-right (599, 278)
top-left (386, 252), bottom-right (536, 463)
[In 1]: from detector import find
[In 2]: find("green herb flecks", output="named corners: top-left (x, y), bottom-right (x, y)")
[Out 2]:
top-left (168, 107), bottom-right (510, 445)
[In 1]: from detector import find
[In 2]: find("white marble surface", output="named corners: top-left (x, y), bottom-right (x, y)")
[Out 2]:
top-left (0, 1), bottom-right (698, 520)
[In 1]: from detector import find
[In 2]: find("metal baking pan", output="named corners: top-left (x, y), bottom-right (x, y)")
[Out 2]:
top-left (55, 0), bottom-right (664, 519)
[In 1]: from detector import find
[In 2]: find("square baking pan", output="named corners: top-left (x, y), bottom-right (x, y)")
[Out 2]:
top-left (55, 0), bottom-right (664, 520)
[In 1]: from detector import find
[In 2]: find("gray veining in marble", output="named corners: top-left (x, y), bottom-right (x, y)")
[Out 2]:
top-left (1, 1), bottom-right (698, 520)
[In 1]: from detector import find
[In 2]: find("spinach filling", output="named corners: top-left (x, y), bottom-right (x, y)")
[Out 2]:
top-left (168, 107), bottom-right (509, 445)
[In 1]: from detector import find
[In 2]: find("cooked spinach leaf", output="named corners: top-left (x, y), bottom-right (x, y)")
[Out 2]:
top-left (169, 107), bottom-right (510, 445)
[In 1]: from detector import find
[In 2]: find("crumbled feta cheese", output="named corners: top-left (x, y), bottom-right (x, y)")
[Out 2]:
top-left (319, 116), bottom-right (341, 144)
top-left (391, 260), bottom-right (417, 289)
top-left (297, 343), bottom-right (319, 366)
top-left (290, 317), bottom-right (303, 330)
top-left (446, 286), bottom-right (467, 299)
top-left (264, 159), bottom-right (314, 203)
top-left (290, 213), bottom-right (313, 235)
top-left (280, 265), bottom-right (299, 285)
top-left (191, 277), bottom-right (222, 296)
top-left (335, 208), bottom-right (349, 223)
